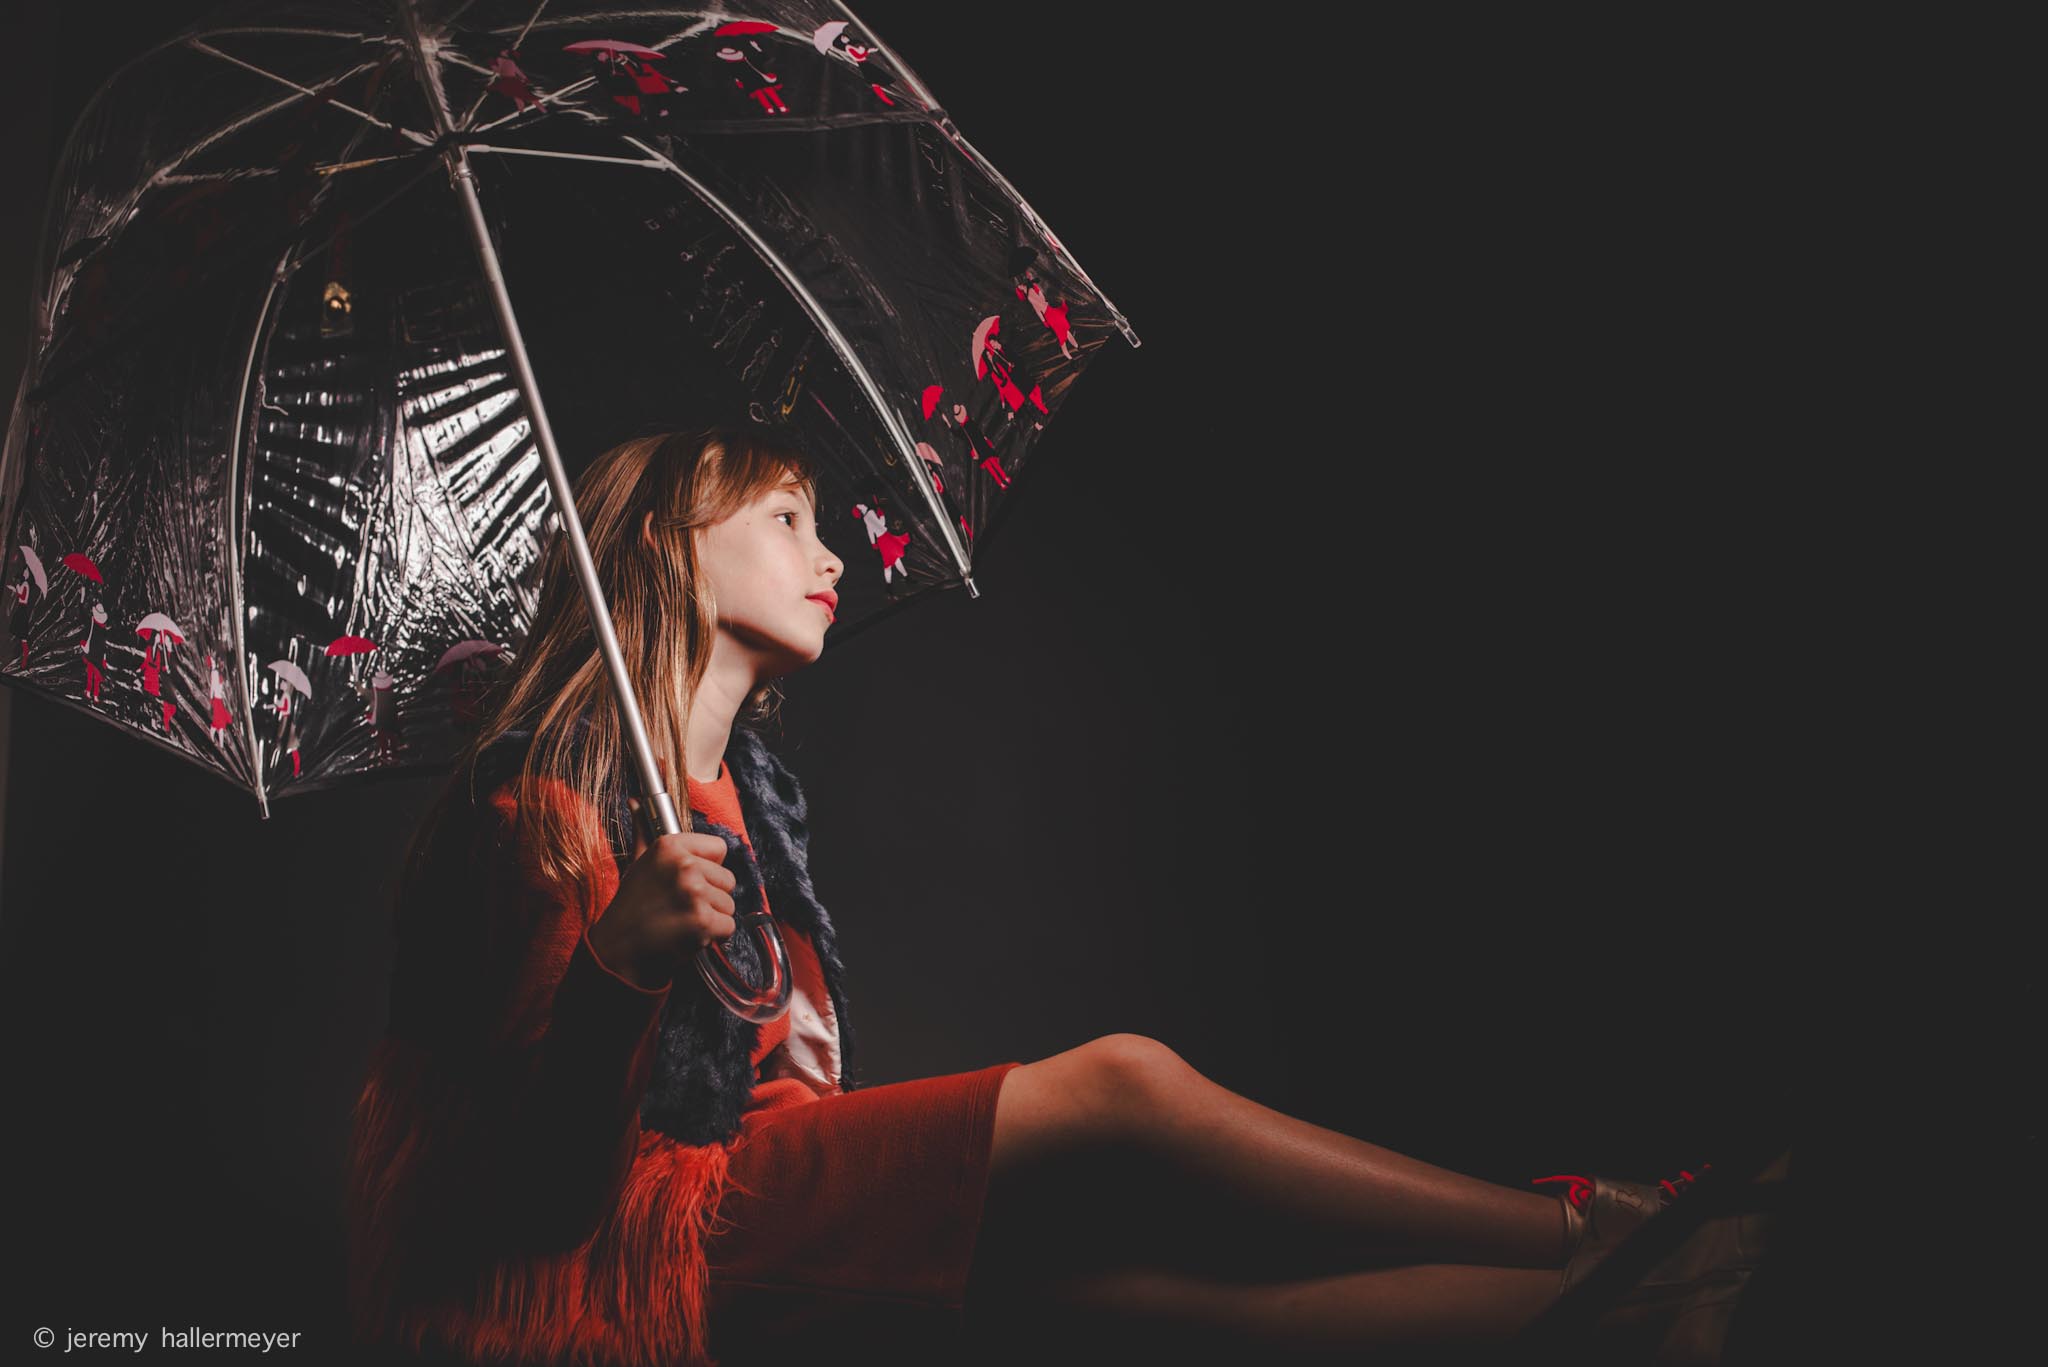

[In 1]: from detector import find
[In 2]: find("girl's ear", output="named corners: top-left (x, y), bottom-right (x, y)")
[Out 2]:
top-left (642, 510), bottom-right (658, 553)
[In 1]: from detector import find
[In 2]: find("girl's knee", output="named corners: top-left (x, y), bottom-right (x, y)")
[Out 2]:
top-left (991, 1034), bottom-right (1186, 1172)
top-left (1080, 1033), bottom-right (1192, 1108)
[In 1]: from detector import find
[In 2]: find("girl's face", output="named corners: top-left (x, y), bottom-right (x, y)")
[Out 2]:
top-left (694, 477), bottom-right (844, 681)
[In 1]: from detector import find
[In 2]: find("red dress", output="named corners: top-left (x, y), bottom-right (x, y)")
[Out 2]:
top-left (684, 761), bottom-right (1021, 1359)
top-left (345, 756), bottom-right (1019, 1367)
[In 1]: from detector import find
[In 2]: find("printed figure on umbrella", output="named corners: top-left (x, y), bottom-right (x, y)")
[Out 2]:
top-left (914, 432), bottom-right (973, 543)
top-left (853, 498), bottom-right (913, 594)
top-left (1010, 247), bottom-right (1076, 359)
top-left (487, 48), bottom-right (540, 113)
top-left (566, 40), bottom-right (686, 121)
top-left (206, 653), bottom-right (234, 744)
top-left (947, 400), bottom-right (1012, 490)
top-left (714, 22), bottom-right (787, 114)
top-left (269, 658), bottom-right (312, 777)
top-left (369, 666), bottom-right (403, 760)
top-left (59, 550), bottom-right (108, 696)
top-left (812, 19), bottom-right (905, 107)
top-left (974, 315), bottom-right (1048, 427)
top-left (6, 545), bottom-right (46, 670)
top-left (137, 612), bottom-right (185, 732)
top-left (78, 600), bottom-right (111, 703)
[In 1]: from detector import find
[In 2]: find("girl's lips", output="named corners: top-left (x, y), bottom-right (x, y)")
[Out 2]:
top-left (808, 596), bottom-right (836, 621)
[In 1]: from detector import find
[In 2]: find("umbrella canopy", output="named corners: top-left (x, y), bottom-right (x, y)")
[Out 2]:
top-left (0, 0), bottom-right (1138, 815)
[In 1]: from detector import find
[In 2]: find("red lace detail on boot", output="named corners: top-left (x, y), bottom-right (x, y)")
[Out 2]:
top-left (1533, 1162), bottom-right (1714, 1210)
top-left (1657, 1163), bottom-right (1711, 1205)
top-left (1532, 1174), bottom-right (1594, 1209)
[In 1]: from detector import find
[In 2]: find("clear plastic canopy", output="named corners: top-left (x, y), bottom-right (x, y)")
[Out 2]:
top-left (0, 0), bottom-right (1137, 812)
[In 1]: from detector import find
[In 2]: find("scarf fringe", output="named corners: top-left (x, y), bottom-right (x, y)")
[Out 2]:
top-left (347, 1037), bottom-right (744, 1367)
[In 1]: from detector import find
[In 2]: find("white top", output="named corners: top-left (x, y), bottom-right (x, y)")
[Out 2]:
top-left (762, 972), bottom-right (845, 1095)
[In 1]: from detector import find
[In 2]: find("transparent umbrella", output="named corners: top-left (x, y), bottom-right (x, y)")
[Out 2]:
top-left (0, 0), bottom-right (1139, 1020)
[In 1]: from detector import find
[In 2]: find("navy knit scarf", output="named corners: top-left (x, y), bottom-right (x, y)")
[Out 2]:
top-left (470, 713), bottom-right (863, 1146)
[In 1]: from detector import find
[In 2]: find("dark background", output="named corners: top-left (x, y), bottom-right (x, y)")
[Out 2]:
top-left (3, 1), bottom-right (1832, 1354)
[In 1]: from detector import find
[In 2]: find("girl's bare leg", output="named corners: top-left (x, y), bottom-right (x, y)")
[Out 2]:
top-left (971, 1035), bottom-right (1569, 1293)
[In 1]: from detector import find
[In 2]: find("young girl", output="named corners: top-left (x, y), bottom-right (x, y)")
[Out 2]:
top-left (344, 426), bottom-right (1770, 1366)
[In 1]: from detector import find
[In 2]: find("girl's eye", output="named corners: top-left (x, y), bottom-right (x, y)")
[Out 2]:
top-left (777, 510), bottom-right (799, 528)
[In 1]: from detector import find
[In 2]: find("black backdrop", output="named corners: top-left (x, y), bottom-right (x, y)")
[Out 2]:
top-left (2, 2), bottom-right (1826, 1353)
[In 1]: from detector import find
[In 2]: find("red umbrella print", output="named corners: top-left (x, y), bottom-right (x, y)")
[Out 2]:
top-left (324, 634), bottom-right (379, 661)
top-left (712, 21), bottom-right (790, 115)
top-left (564, 39), bottom-right (685, 119)
top-left (972, 314), bottom-right (1048, 424)
top-left (204, 654), bottom-right (233, 746)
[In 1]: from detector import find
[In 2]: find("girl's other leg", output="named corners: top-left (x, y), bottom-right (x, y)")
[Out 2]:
top-left (967, 1260), bottom-right (1562, 1363)
top-left (976, 1034), bottom-right (1568, 1286)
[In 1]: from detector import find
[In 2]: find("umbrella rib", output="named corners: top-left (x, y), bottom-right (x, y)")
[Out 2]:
top-left (466, 145), bottom-right (666, 169)
top-left (182, 25), bottom-right (391, 41)
top-left (144, 66), bottom-right (386, 189)
top-left (617, 133), bottom-right (976, 586)
top-left (229, 251), bottom-right (297, 818)
top-left (469, 87), bottom-right (609, 133)
top-left (21, 23), bottom-right (392, 350)
top-left (830, 0), bottom-right (1140, 348)
top-left (185, 38), bottom-right (436, 147)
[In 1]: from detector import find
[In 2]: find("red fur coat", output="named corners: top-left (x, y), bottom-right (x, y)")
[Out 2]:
top-left (346, 771), bottom-right (739, 1367)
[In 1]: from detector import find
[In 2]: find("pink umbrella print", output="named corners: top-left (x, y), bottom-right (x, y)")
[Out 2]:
top-left (270, 658), bottom-right (313, 697)
top-left (560, 39), bottom-right (669, 59)
top-left (136, 611), bottom-right (185, 731)
top-left (16, 545), bottom-right (47, 594)
top-left (431, 638), bottom-right (502, 726)
top-left (7, 546), bottom-right (47, 670)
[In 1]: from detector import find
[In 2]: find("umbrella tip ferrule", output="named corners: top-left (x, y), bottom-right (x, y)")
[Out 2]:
top-left (964, 575), bottom-right (980, 600)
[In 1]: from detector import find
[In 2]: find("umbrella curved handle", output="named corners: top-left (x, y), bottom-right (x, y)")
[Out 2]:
top-left (640, 789), bottom-right (793, 1022)
top-left (694, 905), bottom-right (793, 1024)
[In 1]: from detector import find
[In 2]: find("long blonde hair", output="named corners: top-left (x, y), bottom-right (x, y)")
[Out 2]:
top-left (408, 424), bottom-right (822, 914)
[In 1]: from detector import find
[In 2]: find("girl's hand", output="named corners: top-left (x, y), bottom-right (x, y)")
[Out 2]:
top-left (588, 790), bottom-right (739, 991)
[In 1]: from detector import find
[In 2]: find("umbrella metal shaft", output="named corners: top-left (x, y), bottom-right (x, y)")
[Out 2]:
top-left (396, 5), bottom-right (789, 1023)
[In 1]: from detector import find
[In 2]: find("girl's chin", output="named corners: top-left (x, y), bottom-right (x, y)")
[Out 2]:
top-left (759, 639), bottom-right (826, 678)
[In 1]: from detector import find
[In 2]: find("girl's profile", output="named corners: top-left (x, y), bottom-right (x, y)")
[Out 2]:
top-left (344, 425), bottom-right (1779, 1366)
